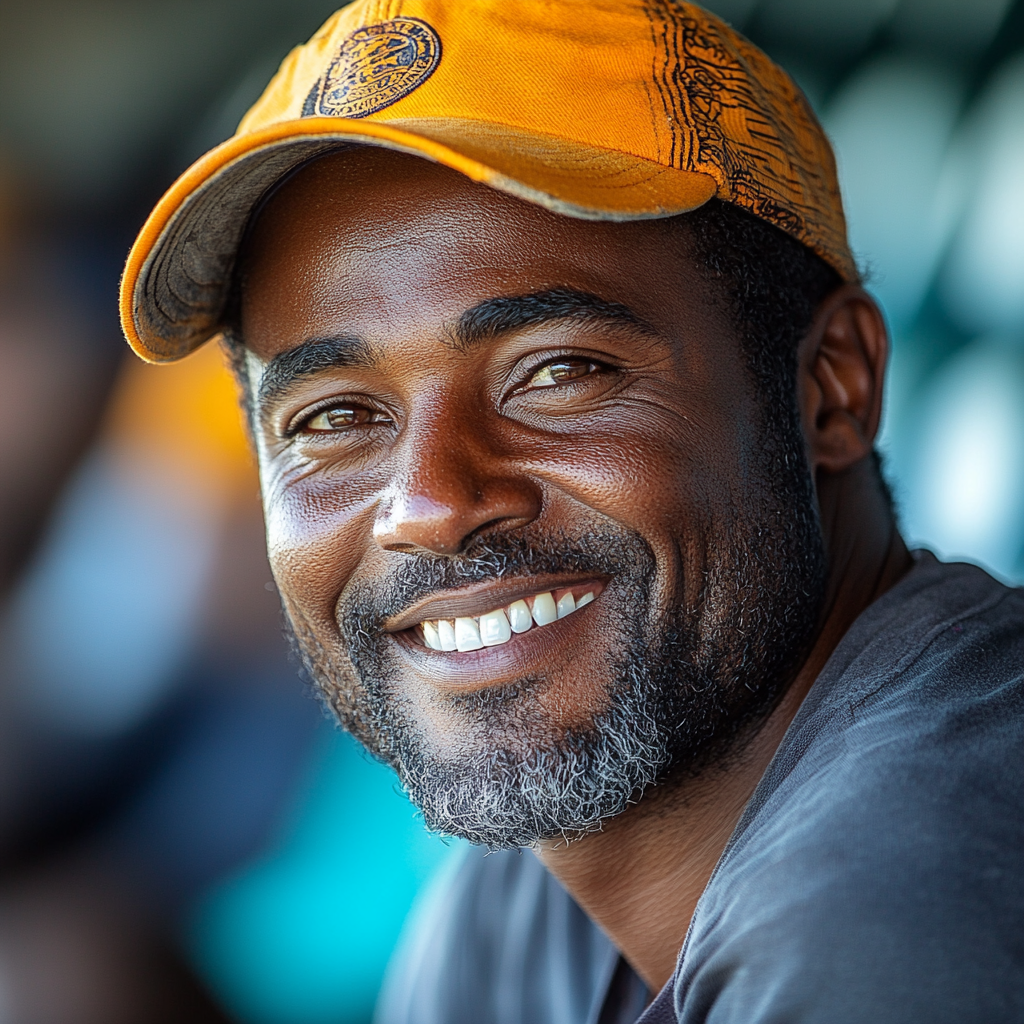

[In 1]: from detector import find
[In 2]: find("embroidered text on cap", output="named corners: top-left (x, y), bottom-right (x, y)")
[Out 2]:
top-left (302, 17), bottom-right (442, 119)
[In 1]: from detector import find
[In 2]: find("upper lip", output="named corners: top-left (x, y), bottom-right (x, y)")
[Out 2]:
top-left (383, 574), bottom-right (606, 633)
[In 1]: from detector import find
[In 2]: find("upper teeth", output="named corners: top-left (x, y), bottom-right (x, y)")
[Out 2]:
top-left (419, 589), bottom-right (596, 652)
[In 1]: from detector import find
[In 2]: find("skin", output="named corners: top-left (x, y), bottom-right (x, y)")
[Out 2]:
top-left (238, 148), bottom-right (911, 992)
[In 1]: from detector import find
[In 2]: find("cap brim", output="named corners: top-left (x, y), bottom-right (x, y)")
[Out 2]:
top-left (121, 116), bottom-right (718, 362)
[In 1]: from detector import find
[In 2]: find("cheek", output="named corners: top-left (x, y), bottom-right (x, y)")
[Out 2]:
top-left (526, 415), bottom-right (731, 538)
top-left (262, 466), bottom-right (378, 626)
top-left (519, 404), bottom-right (750, 612)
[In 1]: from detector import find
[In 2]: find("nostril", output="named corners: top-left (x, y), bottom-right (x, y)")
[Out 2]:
top-left (459, 516), bottom-right (531, 552)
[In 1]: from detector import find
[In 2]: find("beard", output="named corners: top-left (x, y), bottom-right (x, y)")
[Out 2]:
top-left (287, 430), bottom-right (827, 850)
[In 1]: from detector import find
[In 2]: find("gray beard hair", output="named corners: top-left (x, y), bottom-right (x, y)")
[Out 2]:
top-left (389, 649), bottom-right (675, 849)
top-left (397, 717), bottom-right (666, 850)
top-left (287, 469), bottom-right (827, 850)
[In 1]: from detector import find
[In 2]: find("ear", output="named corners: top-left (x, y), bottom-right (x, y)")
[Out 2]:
top-left (798, 285), bottom-right (888, 475)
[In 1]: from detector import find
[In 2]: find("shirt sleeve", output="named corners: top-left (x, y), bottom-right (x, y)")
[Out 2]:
top-left (673, 604), bottom-right (1024, 1024)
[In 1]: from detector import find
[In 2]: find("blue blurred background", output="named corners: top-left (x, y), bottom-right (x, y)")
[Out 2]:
top-left (0, 1), bottom-right (1020, 1021)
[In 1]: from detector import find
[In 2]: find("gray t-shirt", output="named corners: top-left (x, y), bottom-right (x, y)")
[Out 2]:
top-left (375, 553), bottom-right (1024, 1024)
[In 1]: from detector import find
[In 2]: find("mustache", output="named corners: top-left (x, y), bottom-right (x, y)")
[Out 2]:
top-left (337, 527), bottom-right (654, 634)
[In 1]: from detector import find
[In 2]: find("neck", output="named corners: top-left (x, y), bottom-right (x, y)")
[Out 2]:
top-left (535, 458), bottom-right (912, 992)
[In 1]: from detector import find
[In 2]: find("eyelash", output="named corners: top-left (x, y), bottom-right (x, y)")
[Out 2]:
top-left (286, 399), bottom-right (391, 438)
top-left (509, 353), bottom-right (611, 396)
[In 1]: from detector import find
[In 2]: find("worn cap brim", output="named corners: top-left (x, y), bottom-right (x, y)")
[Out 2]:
top-left (120, 116), bottom-right (718, 363)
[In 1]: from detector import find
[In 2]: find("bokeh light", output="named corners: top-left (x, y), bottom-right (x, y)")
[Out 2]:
top-left (189, 731), bottom-right (460, 1024)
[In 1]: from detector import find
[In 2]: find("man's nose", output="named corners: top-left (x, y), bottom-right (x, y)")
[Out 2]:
top-left (372, 420), bottom-right (541, 556)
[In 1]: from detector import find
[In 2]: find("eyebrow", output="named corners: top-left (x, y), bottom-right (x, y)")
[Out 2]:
top-left (256, 334), bottom-right (375, 409)
top-left (254, 287), bottom-right (652, 411)
top-left (450, 287), bottom-right (655, 351)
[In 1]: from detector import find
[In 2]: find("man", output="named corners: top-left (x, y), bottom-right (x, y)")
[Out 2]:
top-left (120, 2), bottom-right (1024, 1021)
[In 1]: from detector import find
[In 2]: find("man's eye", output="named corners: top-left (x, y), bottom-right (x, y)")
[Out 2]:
top-left (528, 359), bottom-right (599, 388)
top-left (303, 406), bottom-right (382, 432)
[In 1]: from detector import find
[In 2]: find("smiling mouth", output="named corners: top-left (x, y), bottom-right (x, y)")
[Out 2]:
top-left (406, 582), bottom-right (603, 653)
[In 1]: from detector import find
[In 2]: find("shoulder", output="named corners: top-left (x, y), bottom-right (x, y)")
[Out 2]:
top-left (676, 557), bottom-right (1024, 1023)
top-left (375, 846), bottom-right (616, 1024)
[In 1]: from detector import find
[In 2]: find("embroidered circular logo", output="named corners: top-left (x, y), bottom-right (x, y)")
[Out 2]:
top-left (303, 17), bottom-right (441, 119)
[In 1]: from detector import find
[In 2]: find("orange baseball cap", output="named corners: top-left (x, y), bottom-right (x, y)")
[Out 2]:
top-left (121, 0), bottom-right (856, 363)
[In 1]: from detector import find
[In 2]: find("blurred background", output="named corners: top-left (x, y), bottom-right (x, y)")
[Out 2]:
top-left (0, 0), bottom-right (1021, 1021)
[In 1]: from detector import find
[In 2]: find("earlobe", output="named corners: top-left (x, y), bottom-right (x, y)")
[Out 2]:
top-left (799, 286), bottom-right (888, 475)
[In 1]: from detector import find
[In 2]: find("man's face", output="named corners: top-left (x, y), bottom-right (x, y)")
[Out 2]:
top-left (240, 149), bottom-right (826, 847)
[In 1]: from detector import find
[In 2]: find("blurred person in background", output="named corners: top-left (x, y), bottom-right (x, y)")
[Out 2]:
top-left (118, 2), bottom-right (1024, 1024)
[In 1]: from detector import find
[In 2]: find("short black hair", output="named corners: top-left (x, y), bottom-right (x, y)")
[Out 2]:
top-left (676, 199), bottom-right (891, 507)
top-left (681, 197), bottom-right (843, 412)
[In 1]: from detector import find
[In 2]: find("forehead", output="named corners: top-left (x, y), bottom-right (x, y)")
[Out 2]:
top-left (237, 148), bottom-right (723, 360)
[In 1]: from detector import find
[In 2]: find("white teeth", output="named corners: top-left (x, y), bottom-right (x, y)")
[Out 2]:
top-left (531, 592), bottom-right (558, 626)
top-left (437, 619), bottom-right (458, 651)
top-left (419, 588), bottom-right (598, 651)
top-left (479, 609), bottom-right (512, 646)
top-left (454, 616), bottom-right (483, 652)
top-left (507, 600), bottom-right (532, 633)
top-left (422, 620), bottom-right (441, 650)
